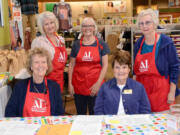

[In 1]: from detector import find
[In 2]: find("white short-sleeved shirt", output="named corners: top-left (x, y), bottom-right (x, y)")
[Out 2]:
top-left (31, 35), bottom-right (65, 60)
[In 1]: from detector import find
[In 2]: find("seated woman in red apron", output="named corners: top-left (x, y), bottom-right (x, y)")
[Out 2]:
top-left (133, 9), bottom-right (180, 113)
top-left (68, 17), bottom-right (110, 115)
top-left (31, 11), bottom-right (67, 93)
top-left (5, 48), bottom-right (64, 117)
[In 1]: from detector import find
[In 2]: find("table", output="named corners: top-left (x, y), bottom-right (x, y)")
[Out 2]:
top-left (0, 85), bottom-right (12, 117)
top-left (0, 114), bottom-right (168, 135)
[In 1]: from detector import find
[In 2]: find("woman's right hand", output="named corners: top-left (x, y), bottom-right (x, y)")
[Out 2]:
top-left (68, 58), bottom-right (76, 96)
top-left (68, 83), bottom-right (74, 96)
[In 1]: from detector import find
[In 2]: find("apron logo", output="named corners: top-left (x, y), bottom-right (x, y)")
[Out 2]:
top-left (58, 52), bottom-right (66, 62)
top-left (139, 60), bottom-right (149, 72)
top-left (31, 98), bottom-right (47, 112)
top-left (82, 51), bottom-right (93, 61)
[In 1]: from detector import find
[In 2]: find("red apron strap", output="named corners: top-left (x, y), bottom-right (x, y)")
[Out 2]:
top-left (139, 33), bottom-right (158, 52)
top-left (46, 33), bottom-right (64, 48)
top-left (80, 36), bottom-right (103, 49)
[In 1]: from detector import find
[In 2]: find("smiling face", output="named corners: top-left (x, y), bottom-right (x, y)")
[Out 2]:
top-left (43, 18), bottom-right (56, 35)
top-left (113, 60), bottom-right (130, 85)
top-left (139, 15), bottom-right (156, 36)
top-left (31, 54), bottom-right (48, 79)
top-left (81, 19), bottom-right (95, 37)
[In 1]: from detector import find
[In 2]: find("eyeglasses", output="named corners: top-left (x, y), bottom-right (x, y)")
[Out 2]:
top-left (139, 21), bottom-right (153, 27)
top-left (82, 25), bottom-right (95, 28)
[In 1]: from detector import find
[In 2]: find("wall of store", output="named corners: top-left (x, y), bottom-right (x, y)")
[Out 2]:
top-left (39, 0), bottom-right (133, 21)
top-left (133, 0), bottom-right (180, 17)
top-left (0, 0), bottom-right (10, 49)
top-left (69, 0), bottom-right (133, 19)
top-left (133, 0), bottom-right (168, 8)
top-left (157, 0), bottom-right (169, 8)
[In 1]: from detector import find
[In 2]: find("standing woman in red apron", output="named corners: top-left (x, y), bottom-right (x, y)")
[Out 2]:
top-left (32, 11), bottom-right (67, 92)
top-left (133, 9), bottom-right (180, 113)
top-left (68, 17), bottom-right (110, 115)
top-left (5, 48), bottom-right (64, 117)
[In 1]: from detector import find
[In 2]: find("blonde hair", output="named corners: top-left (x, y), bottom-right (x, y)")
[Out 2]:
top-left (37, 11), bottom-right (59, 35)
top-left (26, 47), bottom-right (52, 75)
top-left (137, 8), bottom-right (159, 28)
top-left (80, 17), bottom-right (98, 35)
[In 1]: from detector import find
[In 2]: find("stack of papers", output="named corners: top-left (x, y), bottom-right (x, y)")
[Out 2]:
top-left (0, 121), bottom-right (41, 135)
top-left (69, 115), bottom-right (103, 135)
top-left (105, 114), bottom-right (153, 125)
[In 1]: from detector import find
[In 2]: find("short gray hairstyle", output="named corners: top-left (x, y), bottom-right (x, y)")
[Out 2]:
top-left (37, 11), bottom-right (59, 35)
top-left (137, 8), bottom-right (159, 28)
top-left (80, 17), bottom-right (98, 35)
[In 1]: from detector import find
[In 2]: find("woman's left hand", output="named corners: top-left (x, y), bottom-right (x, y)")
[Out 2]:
top-left (90, 82), bottom-right (101, 97)
top-left (167, 92), bottom-right (175, 104)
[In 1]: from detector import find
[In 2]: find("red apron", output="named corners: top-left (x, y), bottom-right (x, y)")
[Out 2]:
top-left (23, 78), bottom-right (51, 117)
top-left (134, 33), bottom-right (170, 112)
top-left (46, 33), bottom-right (67, 92)
top-left (72, 37), bottom-right (103, 95)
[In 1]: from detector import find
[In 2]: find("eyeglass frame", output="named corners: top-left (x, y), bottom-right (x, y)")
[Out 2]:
top-left (82, 24), bottom-right (95, 28)
top-left (138, 21), bottom-right (153, 27)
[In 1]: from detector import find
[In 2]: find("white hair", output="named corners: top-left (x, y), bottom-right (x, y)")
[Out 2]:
top-left (137, 8), bottom-right (159, 28)
top-left (80, 17), bottom-right (98, 36)
top-left (37, 11), bottom-right (59, 35)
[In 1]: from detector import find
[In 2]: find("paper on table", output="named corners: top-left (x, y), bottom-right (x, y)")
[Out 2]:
top-left (36, 124), bottom-right (72, 135)
top-left (0, 121), bottom-right (41, 135)
top-left (105, 114), bottom-right (153, 126)
top-left (69, 115), bottom-right (103, 135)
top-left (69, 131), bottom-right (82, 135)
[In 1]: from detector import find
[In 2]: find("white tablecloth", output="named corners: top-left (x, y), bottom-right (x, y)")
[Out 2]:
top-left (0, 85), bottom-right (12, 117)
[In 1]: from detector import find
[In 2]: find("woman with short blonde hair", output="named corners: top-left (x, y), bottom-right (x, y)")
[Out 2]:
top-left (26, 47), bottom-right (52, 75)
top-left (5, 47), bottom-right (64, 117)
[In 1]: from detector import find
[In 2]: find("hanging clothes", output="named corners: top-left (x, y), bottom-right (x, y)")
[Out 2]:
top-left (53, 2), bottom-right (72, 31)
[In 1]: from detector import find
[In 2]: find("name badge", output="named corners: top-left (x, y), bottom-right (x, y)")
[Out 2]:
top-left (123, 89), bottom-right (132, 94)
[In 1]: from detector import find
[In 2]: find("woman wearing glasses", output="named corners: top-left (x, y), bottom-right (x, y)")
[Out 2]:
top-left (133, 8), bottom-right (179, 113)
top-left (68, 17), bottom-right (110, 115)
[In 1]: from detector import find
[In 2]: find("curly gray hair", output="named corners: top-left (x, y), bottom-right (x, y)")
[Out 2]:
top-left (37, 11), bottom-right (59, 35)
top-left (137, 8), bottom-right (159, 28)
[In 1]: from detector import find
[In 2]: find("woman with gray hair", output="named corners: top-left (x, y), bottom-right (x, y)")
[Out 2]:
top-left (31, 11), bottom-right (67, 92)
top-left (133, 8), bottom-right (179, 113)
top-left (5, 47), bottom-right (64, 117)
top-left (68, 17), bottom-right (110, 115)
